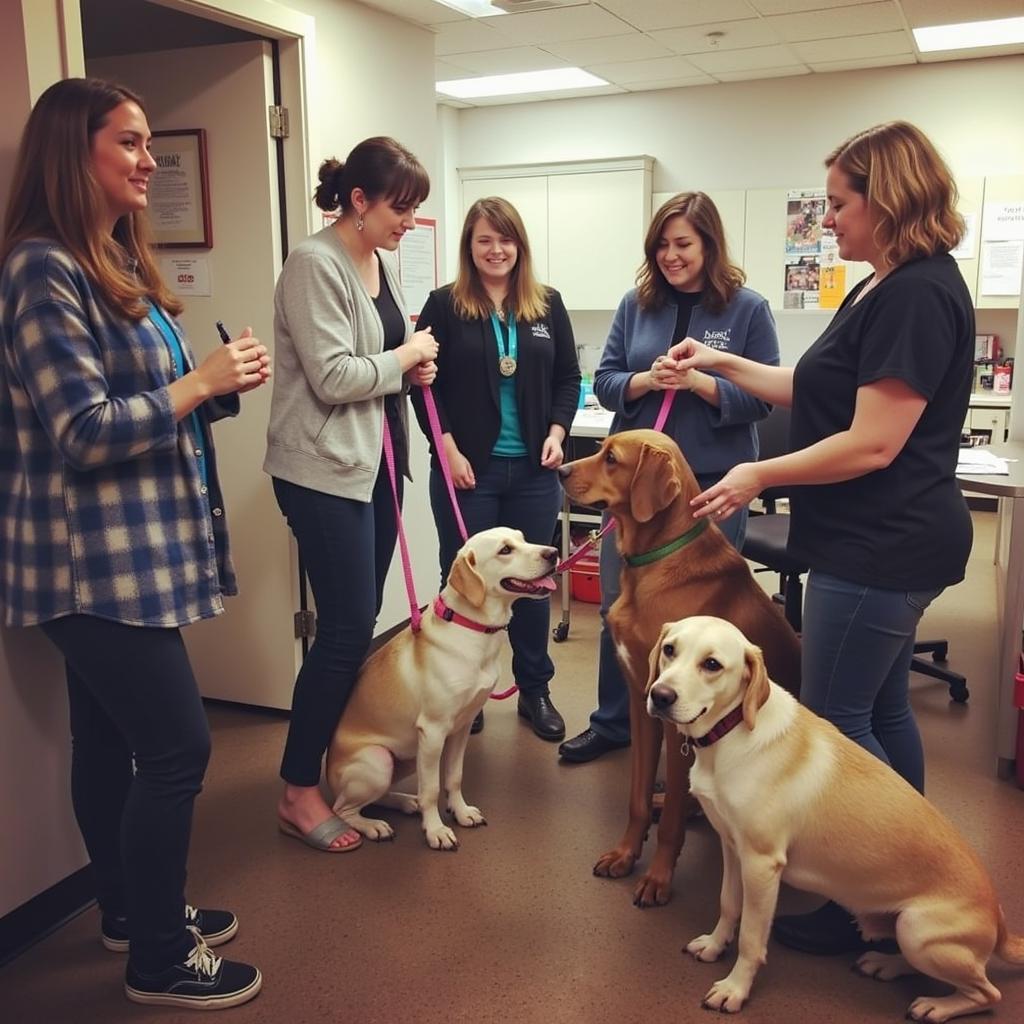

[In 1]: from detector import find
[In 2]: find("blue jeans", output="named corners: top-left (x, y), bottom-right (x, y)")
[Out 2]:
top-left (273, 469), bottom-right (399, 787)
top-left (430, 456), bottom-right (561, 697)
top-left (590, 473), bottom-right (747, 743)
top-left (799, 571), bottom-right (941, 793)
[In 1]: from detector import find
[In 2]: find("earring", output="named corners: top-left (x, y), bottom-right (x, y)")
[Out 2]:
top-left (356, 214), bottom-right (364, 232)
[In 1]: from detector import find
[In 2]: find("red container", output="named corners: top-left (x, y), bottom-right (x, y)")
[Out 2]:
top-left (570, 556), bottom-right (602, 604)
top-left (1015, 656), bottom-right (1024, 789)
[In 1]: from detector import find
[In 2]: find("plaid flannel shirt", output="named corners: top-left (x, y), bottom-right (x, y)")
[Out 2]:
top-left (0, 239), bottom-right (238, 627)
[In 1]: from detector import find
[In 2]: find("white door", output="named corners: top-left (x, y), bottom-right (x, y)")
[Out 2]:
top-left (88, 41), bottom-right (300, 708)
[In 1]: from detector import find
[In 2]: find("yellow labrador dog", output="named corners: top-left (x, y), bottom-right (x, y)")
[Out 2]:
top-left (646, 615), bottom-right (1024, 1022)
top-left (326, 527), bottom-right (557, 851)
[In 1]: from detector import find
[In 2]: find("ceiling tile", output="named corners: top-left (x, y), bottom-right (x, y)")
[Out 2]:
top-left (542, 32), bottom-right (674, 65)
top-left (792, 30), bottom-right (912, 63)
top-left (434, 19), bottom-right (509, 55)
top-left (587, 54), bottom-right (709, 84)
top-left (765, 2), bottom-right (904, 43)
top-left (898, 0), bottom-right (1024, 28)
top-left (595, 0), bottom-right (760, 32)
top-left (712, 65), bottom-right (812, 81)
top-left (441, 45), bottom-right (569, 74)
top-left (355, 0), bottom-right (468, 24)
top-left (808, 53), bottom-right (918, 72)
top-left (487, 4), bottom-right (631, 45)
top-left (747, 0), bottom-right (875, 13)
top-left (687, 43), bottom-right (803, 73)
top-left (435, 58), bottom-right (477, 78)
top-left (623, 75), bottom-right (719, 92)
top-left (651, 19), bottom-right (783, 55)
top-left (459, 83), bottom-right (626, 107)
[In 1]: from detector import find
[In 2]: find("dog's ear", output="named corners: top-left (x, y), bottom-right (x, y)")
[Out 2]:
top-left (630, 443), bottom-right (682, 523)
top-left (448, 549), bottom-right (487, 608)
top-left (645, 623), bottom-right (672, 694)
top-left (741, 643), bottom-right (770, 729)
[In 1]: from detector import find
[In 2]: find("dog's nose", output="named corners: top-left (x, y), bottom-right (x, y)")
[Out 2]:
top-left (557, 463), bottom-right (573, 479)
top-left (543, 546), bottom-right (558, 563)
top-left (649, 684), bottom-right (677, 709)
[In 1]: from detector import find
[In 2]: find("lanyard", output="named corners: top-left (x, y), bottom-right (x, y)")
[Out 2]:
top-left (489, 311), bottom-right (517, 377)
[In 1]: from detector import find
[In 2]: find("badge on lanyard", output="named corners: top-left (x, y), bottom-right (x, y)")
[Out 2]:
top-left (490, 311), bottom-right (517, 377)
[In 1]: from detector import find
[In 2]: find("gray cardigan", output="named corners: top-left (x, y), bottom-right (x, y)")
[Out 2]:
top-left (264, 225), bottom-right (411, 501)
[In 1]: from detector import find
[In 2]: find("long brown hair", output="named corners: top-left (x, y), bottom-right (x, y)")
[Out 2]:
top-left (1, 77), bottom-right (181, 318)
top-left (635, 192), bottom-right (745, 314)
top-left (451, 197), bottom-right (548, 322)
top-left (825, 121), bottom-right (964, 268)
top-left (313, 136), bottom-right (429, 214)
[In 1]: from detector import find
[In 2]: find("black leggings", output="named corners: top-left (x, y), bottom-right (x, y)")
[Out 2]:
top-left (40, 615), bottom-right (210, 972)
top-left (273, 468), bottom-right (399, 787)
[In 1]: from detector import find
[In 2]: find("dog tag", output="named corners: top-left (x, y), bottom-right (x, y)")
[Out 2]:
top-left (498, 356), bottom-right (517, 377)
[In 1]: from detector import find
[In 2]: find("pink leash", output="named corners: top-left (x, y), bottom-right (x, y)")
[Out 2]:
top-left (554, 388), bottom-right (677, 573)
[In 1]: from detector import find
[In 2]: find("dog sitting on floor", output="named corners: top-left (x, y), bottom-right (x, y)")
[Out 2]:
top-left (325, 527), bottom-right (557, 851)
top-left (646, 614), bottom-right (1024, 1022)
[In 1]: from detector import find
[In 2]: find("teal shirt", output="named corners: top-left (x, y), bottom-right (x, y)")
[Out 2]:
top-left (490, 318), bottom-right (527, 457)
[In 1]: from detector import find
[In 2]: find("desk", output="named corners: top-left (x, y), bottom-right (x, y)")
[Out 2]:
top-left (553, 408), bottom-right (613, 642)
top-left (957, 442), bottom-right (1024, 780)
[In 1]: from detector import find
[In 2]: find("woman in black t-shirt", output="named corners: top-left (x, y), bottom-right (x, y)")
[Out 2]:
top-left (666, 121), bottom-right (974, 954)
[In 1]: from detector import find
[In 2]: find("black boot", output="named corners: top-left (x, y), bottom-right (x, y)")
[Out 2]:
top-left (517, 692), bottom-right (565, 741)
top-left (772, 900), bottom-right (896, 956)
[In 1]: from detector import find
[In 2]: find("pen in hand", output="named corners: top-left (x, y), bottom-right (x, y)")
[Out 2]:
top-left (215, 321), bottom-right (231, 344)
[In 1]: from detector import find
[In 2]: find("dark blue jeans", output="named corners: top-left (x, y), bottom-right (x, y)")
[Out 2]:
top-left (590, 473), bottom-right (747, 743)
top-left (40, 615), bottom-right (211, 973)
top-left (430, 456), bottom-right (561, 696)
top-left (273, 468), bottom-right (399, 787)
top-left (800, 571), bottom-right (941, 793)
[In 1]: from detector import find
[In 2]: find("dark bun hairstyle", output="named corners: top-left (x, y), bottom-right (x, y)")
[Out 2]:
top-left (313, 136), bottom-right (429, 214)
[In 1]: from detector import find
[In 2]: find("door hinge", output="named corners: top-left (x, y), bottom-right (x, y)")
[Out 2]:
top-left (294, 609), bottom-right (316, 638)
top-left (268, 105), bottom-right (290, 139)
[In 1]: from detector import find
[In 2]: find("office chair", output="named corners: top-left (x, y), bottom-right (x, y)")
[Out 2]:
top-left (741, 405), bottom-right (969, 703)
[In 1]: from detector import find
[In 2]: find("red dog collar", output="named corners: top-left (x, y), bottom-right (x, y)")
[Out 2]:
top-left (433, 595), bottom-right (507, 634)
top-left (693, 704), bottom-right (745, 748)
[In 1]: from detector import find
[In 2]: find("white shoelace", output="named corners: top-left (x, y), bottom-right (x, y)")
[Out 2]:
top-left (184, 927), bottom-right (221, 978)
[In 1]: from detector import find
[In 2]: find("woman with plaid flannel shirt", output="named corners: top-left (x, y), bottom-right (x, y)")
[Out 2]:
top-left (0, 79), bottom-right (270, 1009)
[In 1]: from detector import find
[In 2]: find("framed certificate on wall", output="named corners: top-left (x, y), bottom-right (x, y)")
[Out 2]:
top-left (148, 129), bottom-right (213, 248)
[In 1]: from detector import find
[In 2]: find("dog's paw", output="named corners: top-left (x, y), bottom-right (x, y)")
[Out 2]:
top-left (425, 824), bottom-right (460, 851)
top-left (687, 934), bottom-right (728, 963)
top-left (702, 977), bottom-right (749, 1014)
top-left (449, 803), bottom-right (486, 828)
top-left (359, 818), bottom-right (395, 842)
top-left (855, 951), bottom-right (913, 982)
top-left (593, 848), bottom-right (637, 879)
top-left (633, 871), bottom-right (672, 908)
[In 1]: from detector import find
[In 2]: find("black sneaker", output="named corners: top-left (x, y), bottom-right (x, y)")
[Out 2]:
top-left (103, 904), bottom-right (238, 953)
top-left (125, 928), bottom-right (261, 1010)
top-left (772, 899), bottom-right (898, 956)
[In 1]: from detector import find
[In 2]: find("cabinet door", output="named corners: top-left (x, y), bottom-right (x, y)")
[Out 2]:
top-left (548, 170), bottom-right (648, 309)
top-left (461, 175), bottom-right (549, 285)
top-left (969, 407), bottom-right (1008, 442)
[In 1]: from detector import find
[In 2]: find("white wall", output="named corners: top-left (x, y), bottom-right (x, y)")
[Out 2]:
top-left (447, 56), bottom-right (1024, 364)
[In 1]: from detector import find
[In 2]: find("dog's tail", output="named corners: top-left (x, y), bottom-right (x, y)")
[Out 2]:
top-left (995, 908), bottom-right (1024, 965)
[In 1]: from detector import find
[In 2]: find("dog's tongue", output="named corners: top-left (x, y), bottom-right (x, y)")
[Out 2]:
top-left (533, 575), bottom-right (557, 592)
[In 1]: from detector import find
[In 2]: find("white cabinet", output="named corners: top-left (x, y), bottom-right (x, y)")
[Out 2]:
top-left (460, 157), bottom-right (653, 310)
top-left (968, 403), bottom-right (1011, 444)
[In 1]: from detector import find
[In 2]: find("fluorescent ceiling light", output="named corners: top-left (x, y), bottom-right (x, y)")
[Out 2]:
top-left (437, 67), bottom-right (608, 99)
top-left (913, 16), bottom-right (1024, 51)
top-left (435, 0), bottom-right (506, 16)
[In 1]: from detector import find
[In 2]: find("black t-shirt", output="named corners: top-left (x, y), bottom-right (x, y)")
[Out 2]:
top-left (373, 268), bottom-right (408, 476)
top-left (788, 253), bottom-right (974, 590)
top-left (673, 289), bottom-right (700, 344)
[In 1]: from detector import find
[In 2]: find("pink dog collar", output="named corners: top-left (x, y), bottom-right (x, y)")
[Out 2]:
top-left (433, 595), bottom-right (507, 635)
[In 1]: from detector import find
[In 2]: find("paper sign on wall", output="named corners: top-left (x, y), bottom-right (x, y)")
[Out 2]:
top-left (160, 256), bottom-right (211, 296)
top-left (398, 218), bottom-right (438, 324)
top-left (982, 202), bottom-right (1024, 242)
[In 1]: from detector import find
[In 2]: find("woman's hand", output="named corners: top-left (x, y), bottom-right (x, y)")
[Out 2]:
top-left (448, 448), bottom-right (476, 489)
top-left (649, 355), bottom-right (692, 392)
top-left (196, 328), bottom-right (270, 397)
top-left (540, 435), bottom-right (564, 469)
top-left (665, 336), bottom-right (719, 372)
top-left (690, 462), bottom-right (763, 523)
top-left (402, 327), bottom-right (438, 363)
top-left (408, 360), bottom-right (437, 387)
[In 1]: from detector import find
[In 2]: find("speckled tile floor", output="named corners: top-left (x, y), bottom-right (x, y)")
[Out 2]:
top-left (2, 511), bottom-right (1022, 1024)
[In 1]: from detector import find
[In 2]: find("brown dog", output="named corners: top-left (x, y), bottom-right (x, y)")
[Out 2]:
top-left (647, 615), bottom-right (1024, 1021)
top-left (559, 428), bottom-right (801, 907)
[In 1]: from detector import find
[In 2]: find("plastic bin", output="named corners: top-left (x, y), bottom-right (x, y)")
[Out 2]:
top-left (570, 555), bottom-right (601, 604)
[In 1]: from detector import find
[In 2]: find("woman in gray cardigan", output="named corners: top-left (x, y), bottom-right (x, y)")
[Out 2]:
top-left (264, 138), bottom-right (437, 852)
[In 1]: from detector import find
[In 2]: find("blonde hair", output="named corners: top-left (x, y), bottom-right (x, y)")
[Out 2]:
top-left (1, 77), bottom-right (182, 319)
top-left (451, 197), bottom-right (548, 322)
top-left (825, 121), bottom-right (964, 268)
top-left (636, 192), bottom-right (744, 314)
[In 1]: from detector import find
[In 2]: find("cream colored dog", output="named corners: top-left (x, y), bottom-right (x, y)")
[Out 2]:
top-left (325, 527), bottom-right (557, 851)
top-left (645, 615), bottom-right (1024, 1022)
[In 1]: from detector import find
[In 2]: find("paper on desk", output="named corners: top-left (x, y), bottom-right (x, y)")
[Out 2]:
top-left (957, 448), bottom-right (1009, 475)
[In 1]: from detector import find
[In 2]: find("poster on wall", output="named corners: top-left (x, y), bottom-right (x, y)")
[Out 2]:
top-left (148, 130), bottom-right (212, 248)
top-left (782, 189), bottom-right (845, 309)
top-left (398, 218), bottom-right (438, 324)
top-left (785, 191), bottom-right (826, 255)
